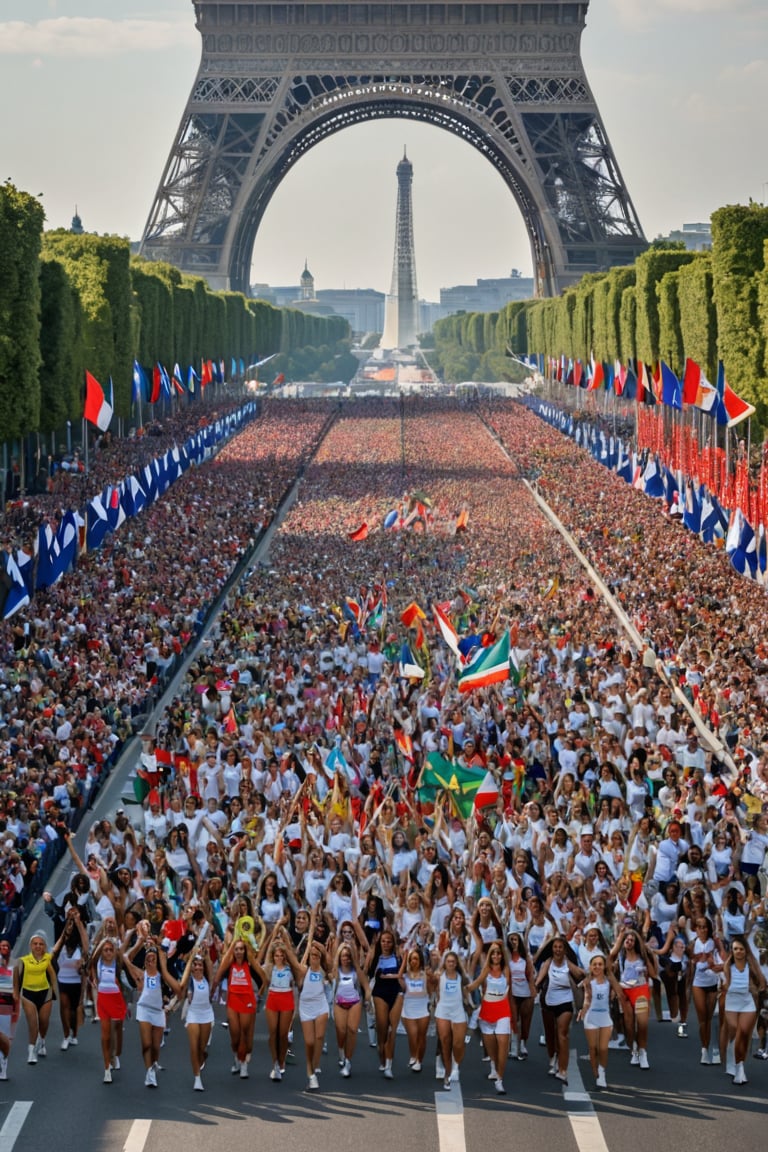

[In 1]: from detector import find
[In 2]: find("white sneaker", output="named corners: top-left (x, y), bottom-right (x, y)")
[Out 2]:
top-left (308, 1073), bottom-right (320, 1091)
top-left (548, 1054), bottom-right (558, 1075)
top-left (145, 1067), bottom-right (157, 1088)
top-left (630, 1046), bottom-right (639, 1066)
top-left (487, 1062), bottom-right (497, 1080)
top-left (411, 1060), bottom-right (421, 1072)
top-left (733, 1062), bottom-right (748, 1085)
top-left (341, 1059), bottom-right (351, 1078)
top-left (519, 1040), bottom-right (528, 1059)
top-left (61, 1037), bottom-right (70, 1051)
top-left (435, 1056), bottom-right (445, 1079)
top-left (639, 1049), bottom-right (649, 1070)
top-left (270, 1062), bottom-right (282, 1081)
top-left (27, 1045), bottom-right (37, 1065)
top-left (0, 1054), bottom-right (7, 1081)
top-left (596, 1066), bottom-right (607, 1088)
top-left (495, 1078), bottom-right (506, 1094)
top-left (509, 1036), bottom-right (519, 1059)
top-left (539, 1033), bottom-right (546, 1046)
top-left (103, 1069), bottom-right (112, 1084)
top-left (700, 1048), bottom-right (711, 1065)
top-left (194, 1075), bottom-right (204, 1091)
top-left (112, 1056), bottom-right (120, 1071)
top-left (384, 1061), bottom-right (393, 1080)
top-left (677, 1023), bottom-right (687, 1038)
top-left (68, 1036), bottom-right (78, 1046)
top-left (338, 1050), bottom-right (346, 1067)
top-left (711, 1051), bottom-right (721, 1065)
top-left (450, 1066), bottom-right (459, 1082)
top-left (240, 1061), bottom-right (249, 1078)
top-left (232, 1057), bottom-right (241, 1074)
top-left (36, 1039), bottom-right (47, 1058)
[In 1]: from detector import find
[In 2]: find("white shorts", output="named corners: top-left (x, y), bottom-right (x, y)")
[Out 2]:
top-left (185, 1006), bottom-right (215, 1026)
top-left (480, 1017), bottom-right (511, 1036)
top-left (136, 1006), bottom-right (166, 1029)
top-left (725, 991), bottom-right (756, 1015)
top-left (401, 998), bottom-right (430, 1021)
top-left (435, 1003), bottom-right (467, 1026)
top-left (299, 1002), bottom-right (329, 1024)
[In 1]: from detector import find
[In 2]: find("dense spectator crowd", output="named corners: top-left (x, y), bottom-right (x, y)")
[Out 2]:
top-left (4, 396), bottom-right (768, 1096)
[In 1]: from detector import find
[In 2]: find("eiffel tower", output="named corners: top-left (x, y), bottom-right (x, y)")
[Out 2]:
top-left (381, 151), bottom-right (419, 350)
top-left (140, 0), bottom-right (646, 296)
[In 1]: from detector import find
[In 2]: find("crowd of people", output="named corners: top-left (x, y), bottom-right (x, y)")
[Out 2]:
top-left (1, 395), bottom-right (767, 1101)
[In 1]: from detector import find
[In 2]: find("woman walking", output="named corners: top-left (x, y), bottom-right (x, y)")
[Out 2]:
top-left (332, 941), bottom-right (370, 1078)
top-left (89, 936), bottom-right (127, 1083)
top-left (14, 932), bottom-right (58, 1066)
top-left (467, 941), bottom-right (513, 1094)
top-left (722, 935), bottom-right (765, 1086)
top-left (399, 947), bottom-right (431, 1072)
top-left (578, 953), bottom-right (623, 1088)
top-left (52, 908), bottom-right (89, 1051)
top-left (181, 939), bottom-right (215, 1091)
top-left (211, 936), bottom-right (264, 1078)
top-left (433, 950), bottom-right (469, 1089)
top-left (122, 931), bottom-right (183, 1088)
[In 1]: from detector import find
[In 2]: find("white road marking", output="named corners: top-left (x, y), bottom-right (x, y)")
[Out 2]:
top-left (0, 1102), bottom-right (33, 1152)
top-left (566, 1049), bottom-right (613, 1152)
top-left (435, 1082), bottom-right (467, 1152)
top-left (123, 1119), bottom-right (152, 1152)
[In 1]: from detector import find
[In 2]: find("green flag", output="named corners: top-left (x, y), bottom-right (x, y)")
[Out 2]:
top-left (418, 752), bottom-right (487, 820)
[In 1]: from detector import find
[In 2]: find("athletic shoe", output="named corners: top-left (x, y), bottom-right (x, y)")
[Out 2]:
top-left (630, 1046), bottom-right (639, 1066)
top-left (450, 1066), bottom-right (459, 1082)
top-left (596, 1067), bottom-right (607, 1089)
top-left (27, 1045), bottom-right (37, 1065)
top-left (103, 1069), bottom-right (112, 1084)
top-left (700, 1049), bottom-right (711, 1065)
top-left (307, 1073), bottom-right (320, 1091)
top-left (555, 1070), bottom-right (568, 1084)
top-left (548, 1056), bottom-right (557, 1076)
top-left (270, 1062), bottom-right (282, 1081)
top-left (145, 1067), bottom-right (157, 1088)
top-left (339, 1051), bottom-right (346, 1067)
top-left (194, 1076), bottom-right (204, 1091)
top-left (443, 1077), bottom-right (452, 1090)
top-left (639, 1050), bottom-right (649, 1070)
top-left (677, 1023), bottom-right (687, 1038)
top-left (61, 1037), bottom-right (70, 1051)
top-left (411, 1060), bottom-right (421, 1072)
top-left (711, 1051), bottom-right (721, 1065)
top-left (487, 1063), bottom-right (498, 1080)
top-left (495, 1079), bottom-right (506, 1094)
top-left (36, 1039), bottom-right (47, 1058)
top-left (153, 1061), bottom-right (164, 1072)
top-left (384, 1063), bottom-right (394, 1080)
top-left (753, 1049), bottom-right (768, 1060)
top-left (509, 1036), bottom-right (519, 1059)
top-left (232, 1058), bottom-right (241, 1074)
top-left (341, 1059), bottom-right (351, 1078)
top-left (519, 1040), bottom-right (528, 1059)
top-left (68, 1036), bottom-right (78, 1046)
top-left (733, 1063), bottom-right (748, 1085)
top-left (112, 1056), bottom-right (120, 1071)
top-left (608, 1036), bottom-right (627, 1050)
top-left (240, 1061), bottom-right (249, 1078)
top-left (539, 1033), bottom-right (546, 1046)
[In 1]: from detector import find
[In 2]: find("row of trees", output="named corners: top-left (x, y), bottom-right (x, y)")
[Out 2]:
top-left (0, 183), bottom-right (351, 442)
top-left (431, 204), bottom-right (768, 428)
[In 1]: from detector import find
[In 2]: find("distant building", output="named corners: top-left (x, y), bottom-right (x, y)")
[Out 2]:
top-left (70, 208), bottom-right (84, 235)
top-left (439, 269), bottom-right (535, 315)
top-left (316, 289), bottom-right (385, 335)
top-left (656, 222), bottom-right (712, 252)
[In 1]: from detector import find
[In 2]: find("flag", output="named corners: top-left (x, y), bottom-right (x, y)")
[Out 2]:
top-left (418, 753), bottom-right (487, 820)
top-left (398, 642), bottom-right (424, 679)
top-left (1, 551), bottom-right (30, 619)
top-left (714, 362), bottom-right (756, 428)
top-left (394, 728), bottom-right (414, 762)
top-left (432, 601), bottom-right (462, 664)
top-left (348, 523), bottom-right (369, 542)
top-left (187, 366), bottom-right (198, 394)
top-left (201, 359), bottom-right (213, 387)
top-left (400, 601), bottom-right (426, 629)
top-left (172, 363), bottom-right (185, 396)
top-left (682, 359), bottom-right (717, 412)
top-left (342, 597), bottom-right (363, 626)
top-left (542, 575), bottom-right (559, 600)
top-left (660, 362), bottom-right (682, 410)
top-left (474, 771), bottom-right (500, 811)
top-left (324, 741), bottom-right (358, 783)
top-left (458, 631), bottom-right (512, 693)
top-left (150, 364), bottom-right (162, 404)
top-left (383, 508), bottom-right (399, 529)
top-left (132, 359), bottom-right (148, 405)
top-left (84, 370), bottom-right (113, 432)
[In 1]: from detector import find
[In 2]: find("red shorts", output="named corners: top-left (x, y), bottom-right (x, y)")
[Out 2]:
top-left (479, 998), bottom-right (511, 1024)
top-left (228, 990), bottom-right (256, 1014)
top-left (622, 984), bottom-right (650, 1009)
top-left (265, 990), bottom-right (295, 1013)
top-left (97, 991), bottom-right (127, 1021)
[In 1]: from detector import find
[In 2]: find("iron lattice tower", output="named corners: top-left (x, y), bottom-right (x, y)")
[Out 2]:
top-left (381, 152), bottom-right (419, 349)
top-left (140, 0), bottom-right (647, 297)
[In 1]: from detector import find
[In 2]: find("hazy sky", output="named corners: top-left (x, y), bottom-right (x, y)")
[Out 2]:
top-left (1, 0), bottom-right (766, 301)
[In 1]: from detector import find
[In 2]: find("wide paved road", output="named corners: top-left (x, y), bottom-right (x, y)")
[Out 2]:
top-left (1, 1007), bottom-right (764, 1152)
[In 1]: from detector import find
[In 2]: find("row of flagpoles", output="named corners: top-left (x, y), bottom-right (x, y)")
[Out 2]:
top-left (0, 403), bottom-right (257, 621)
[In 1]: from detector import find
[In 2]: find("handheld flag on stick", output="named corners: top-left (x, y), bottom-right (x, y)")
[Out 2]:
top-left (84, 371), bottom-right (113, 432)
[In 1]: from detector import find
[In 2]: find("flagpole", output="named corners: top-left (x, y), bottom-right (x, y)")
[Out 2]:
top-left (83, 417), bottom-right (88, 476)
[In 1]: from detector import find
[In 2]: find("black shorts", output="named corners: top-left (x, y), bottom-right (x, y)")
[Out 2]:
top-left (373, 980), bottom-right (403, 1008)
top-left (22, 988), bottom-right (54, 1009)
top-left (58, 981), bottom-right (83, 1008)
top-left (544, 1000), bottom-right (573, 1018)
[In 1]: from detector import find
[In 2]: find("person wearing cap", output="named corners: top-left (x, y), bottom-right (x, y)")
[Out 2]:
top-left (13, 930), bottom-right (58, 1065)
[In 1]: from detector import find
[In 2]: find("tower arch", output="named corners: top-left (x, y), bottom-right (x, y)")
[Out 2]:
top-left (140, 1), bottom-right (646, 297)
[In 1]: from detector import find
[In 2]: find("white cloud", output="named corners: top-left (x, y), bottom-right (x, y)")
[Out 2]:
top-left (0, 16), bottom-right (198, 57)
